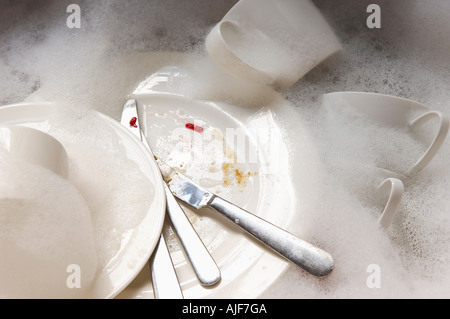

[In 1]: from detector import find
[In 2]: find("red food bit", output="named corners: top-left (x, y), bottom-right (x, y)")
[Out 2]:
top-left (185, 122), bottom-right (203, 133)
top-left (129, 117), bottom-right (138, 128)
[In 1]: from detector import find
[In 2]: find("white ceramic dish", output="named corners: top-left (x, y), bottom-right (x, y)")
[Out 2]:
top-left (117, 92), bottom-right (309, 299)
top-left (0, 102), bottom-right (166, 298)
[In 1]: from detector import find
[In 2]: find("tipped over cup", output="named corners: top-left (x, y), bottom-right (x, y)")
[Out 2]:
top-left (322, 91), bottom-right (449, 176)
top-left (205, 0), bottom-right (341, 89)
top-left (322, 91), bottom-right (450, 229)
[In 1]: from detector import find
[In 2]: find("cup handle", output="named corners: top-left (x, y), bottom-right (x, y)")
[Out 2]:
top-left (408, 111), bottom-right (450, 175)
top-left (376, 178), bottom-right (404, 229)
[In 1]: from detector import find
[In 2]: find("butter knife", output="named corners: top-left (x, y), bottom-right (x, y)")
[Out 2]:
top-left (157, 146), bottom-right (335, 278)
top-left (121, 99), bottom-right (221, 287)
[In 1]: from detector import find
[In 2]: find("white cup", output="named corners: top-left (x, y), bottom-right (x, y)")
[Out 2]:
top-left (205, 0), bottom-right (341, 89)
top-left (322, 92), bottom-right (449, 228)
top-left (0, 126), bottom-right (68, 178)
top-left (322, 91), bottom-right (449, 176)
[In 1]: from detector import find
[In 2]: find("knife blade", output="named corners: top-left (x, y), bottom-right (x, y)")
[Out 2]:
top-left (158, 148), bottom-right (335, 278)
top-left (121, 99), bottom-right (221, 287)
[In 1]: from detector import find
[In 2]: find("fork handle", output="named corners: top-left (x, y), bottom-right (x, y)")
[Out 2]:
top-left (165, 184), bottom-right (221, 286)
top-left (208, 196), bottom-right (334, 277)
top-left (150, 234), bottom-right (184, 299)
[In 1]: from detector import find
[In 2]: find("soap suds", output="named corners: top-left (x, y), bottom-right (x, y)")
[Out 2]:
top-left (1, 0), bottom-right (449, 298)
top-left (47, 107), bottom-right (155, 269)
top-left (260, 0), bottom-right (450, 298)
top-left (0, 146), bottom-right (97, 298)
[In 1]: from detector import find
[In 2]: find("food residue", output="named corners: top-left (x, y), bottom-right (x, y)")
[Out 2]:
top-left (185, 122), bottom-right (203, 133)
top-left (222, 162), bottom-right (257, 188)
top-left (129, 117), bottom-right (138, 128)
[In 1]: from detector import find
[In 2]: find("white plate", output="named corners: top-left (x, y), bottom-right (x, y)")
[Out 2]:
top-left (117, 92), bottom-right (302, 299)
top-left (0, 102), bottom-right (166, 299)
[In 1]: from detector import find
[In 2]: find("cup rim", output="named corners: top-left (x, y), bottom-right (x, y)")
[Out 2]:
top-left (323, 91), bottom-right (430, 111)
top-left (322, 91), bottom-right (449, 176)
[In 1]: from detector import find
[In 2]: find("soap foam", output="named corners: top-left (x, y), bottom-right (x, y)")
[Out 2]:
top-left (260, 0), bottom-right (450, 298)
top-left (0, 147), bottom-right (97, 298)
top-left (1, 0), bottom-right (449, 298)
top-left (47, 107), bottom-right (155, 269)
top-left (0, 104), bottom-right (155, 297)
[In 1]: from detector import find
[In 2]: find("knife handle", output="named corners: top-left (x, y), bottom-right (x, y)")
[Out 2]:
top-left (208, 196), bottom-right (334, 277)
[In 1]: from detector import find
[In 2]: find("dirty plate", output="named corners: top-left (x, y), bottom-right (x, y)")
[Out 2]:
top-left (117, 92), bottom-right (304, 298)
